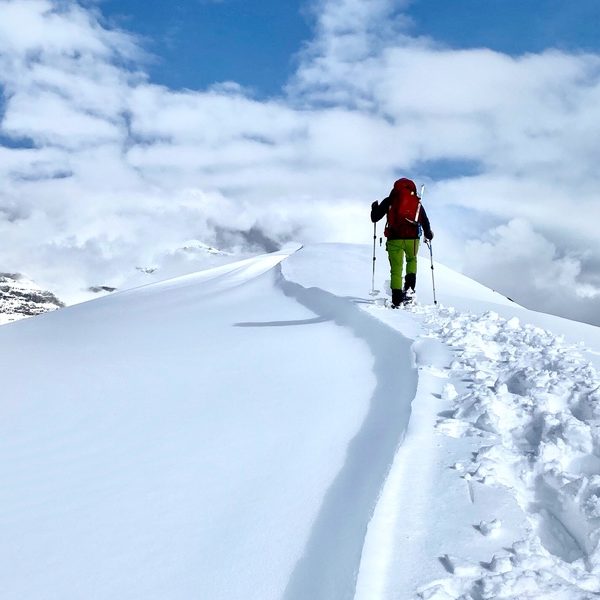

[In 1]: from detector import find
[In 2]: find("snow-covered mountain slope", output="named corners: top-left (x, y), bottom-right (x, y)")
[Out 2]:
top-left (0, 272), bottom-right (64, 325)
top-left (1, 243), bottom-right (599, 600)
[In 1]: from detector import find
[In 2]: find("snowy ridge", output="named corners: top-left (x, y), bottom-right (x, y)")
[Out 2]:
top-left (1, 243), bottom-right (599, 599)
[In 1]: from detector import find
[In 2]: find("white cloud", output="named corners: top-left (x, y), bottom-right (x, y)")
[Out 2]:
top-left (0, 0), bottom-right (599, 324)
top-left (0, 0), bottom-right (131, 57)
top-left (3, 89), bottom-right (124, 148)
top-left (464, 219), bottom-right (600, 324)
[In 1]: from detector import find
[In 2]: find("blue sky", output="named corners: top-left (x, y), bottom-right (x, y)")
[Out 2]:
top-left (91, 0), bottom-right (600, 96)
top-left (409, 0), bottom-right (600, 55)
top-left (92, 0), bottom-right (312, 95)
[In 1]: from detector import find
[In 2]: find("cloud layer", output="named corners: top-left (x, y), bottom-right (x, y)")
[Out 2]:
top-left (0, 0), bottom-right (599, 324)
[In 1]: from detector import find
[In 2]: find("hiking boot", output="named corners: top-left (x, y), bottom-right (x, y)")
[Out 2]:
top-left (391, 288), bottom-right (405, 307)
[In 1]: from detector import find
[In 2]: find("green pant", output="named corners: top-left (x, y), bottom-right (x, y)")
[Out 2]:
top-left (386, 239), bottom-right (419, 290)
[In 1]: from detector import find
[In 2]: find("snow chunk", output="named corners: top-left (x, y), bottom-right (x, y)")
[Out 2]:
top-left (488, 553), bottom-right (512, 573)
top-left (506, 316), bottom-right (521, 330)
top-left (478, 519), bottom-right (502, 537)
top-left (441, 383), bottom-right (458, 401)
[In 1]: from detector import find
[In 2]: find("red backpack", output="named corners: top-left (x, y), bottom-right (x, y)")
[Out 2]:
top-left (385, 178), bottom-right (421, 237)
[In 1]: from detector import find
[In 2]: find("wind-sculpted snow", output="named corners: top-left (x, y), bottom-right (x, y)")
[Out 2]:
top-left (278, 273), bottom-right (417, 600)
top-left (0, 245), bottom-right (385, 600)
top-left (411, 306), bottom-right (600, 599)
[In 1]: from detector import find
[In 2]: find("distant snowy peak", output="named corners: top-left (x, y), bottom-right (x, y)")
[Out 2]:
top-left (0, 273), bottom-right (64, 325)
top-left (133, 240), bottom-right (232, 275)
top-left (177, 240), bottom-right (231, 255)
top-left (88, 240), bottom-right (235, 297)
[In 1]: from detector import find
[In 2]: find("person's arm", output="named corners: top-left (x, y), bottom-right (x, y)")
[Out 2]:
top-left (371, 197), bottom-right (390, 223)
top-left (419, 205), bottom-right (433, 240)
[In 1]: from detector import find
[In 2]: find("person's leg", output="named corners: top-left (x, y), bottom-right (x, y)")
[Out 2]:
top-left (403, 239), bottom-right (419, 292)
top-left (386, 240), bottom-right (405, 305)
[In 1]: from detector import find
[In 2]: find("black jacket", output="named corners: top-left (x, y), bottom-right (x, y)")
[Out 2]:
top-left (371, 195), bottom-right (433, 240)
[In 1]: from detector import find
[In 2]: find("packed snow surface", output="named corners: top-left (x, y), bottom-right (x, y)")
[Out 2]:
top-left (1, 242), bottom-right (599, 599)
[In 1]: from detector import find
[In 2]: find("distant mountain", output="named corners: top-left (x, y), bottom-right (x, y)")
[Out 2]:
top-left (87, 240), bottom-right (235, 297)
top-left (0, 273), bottom-right (64, 324)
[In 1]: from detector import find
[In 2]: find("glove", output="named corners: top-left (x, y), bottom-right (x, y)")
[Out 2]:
top-left (371, 201), bottom-right (378, 209)
top-left (425, 230), bottom-right (434, 241)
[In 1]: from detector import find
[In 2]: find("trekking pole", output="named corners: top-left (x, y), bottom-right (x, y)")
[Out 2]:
top-left (420, 184), bottom-right (437, 305)
top-left (425, 239), bottom-right (438, 305)
top-left (370, 222), bottom-right (380, 296)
